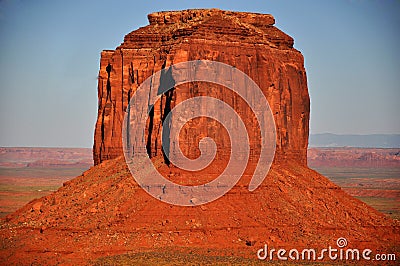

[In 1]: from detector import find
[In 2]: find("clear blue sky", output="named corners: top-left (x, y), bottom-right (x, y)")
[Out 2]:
top-left (0, 0), bottom-right (399, 148)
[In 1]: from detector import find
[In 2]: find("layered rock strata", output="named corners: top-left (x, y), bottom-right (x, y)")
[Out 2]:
top-left (93, 9), bottom-right (309, 166)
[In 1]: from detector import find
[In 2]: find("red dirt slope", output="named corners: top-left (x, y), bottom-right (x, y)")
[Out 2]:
top-left (0, 156), bottom-right (398, 264)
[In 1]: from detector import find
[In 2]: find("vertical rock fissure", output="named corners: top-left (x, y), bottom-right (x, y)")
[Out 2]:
top-left (129, 62), bottom-right (135, 84)
top-left (287, 79), bottom-right (293, 148)
top-left (161, 89), bottom-right (174, 166)
top-left (106, 63), bottom-right (112, 102)
top-left (146, 107), bottom-right (155, 157)
top-left (100, 64), bottom-right (113, 161)
top-left (159, 63), bottom-right (176, 165)
top-left (145, 59), bottom-right (156, 158)
top-left (120, 50), bottom-right (124, 113)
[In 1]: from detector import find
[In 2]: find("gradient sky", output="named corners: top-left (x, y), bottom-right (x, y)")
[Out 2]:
top-left (0, 0), bottom-right (399, 148)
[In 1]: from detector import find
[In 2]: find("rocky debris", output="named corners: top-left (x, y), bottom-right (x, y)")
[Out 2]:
top-left (1, 156), bottom-right (398, 264)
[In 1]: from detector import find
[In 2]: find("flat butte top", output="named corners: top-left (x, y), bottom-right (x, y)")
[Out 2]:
top-left (120, 9), bottom-right (294, 49)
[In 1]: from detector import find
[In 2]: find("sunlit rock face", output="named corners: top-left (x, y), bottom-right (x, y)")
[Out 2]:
top-left (93, 9), bottom-right (310, 166)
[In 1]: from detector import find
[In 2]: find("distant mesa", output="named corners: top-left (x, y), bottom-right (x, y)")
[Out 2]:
top-left (309, 133), bottom-right (400, 148)
top-left (0, 147), bottom-right (92, 168)
top-left (308, 147), bottom-right (400, 168)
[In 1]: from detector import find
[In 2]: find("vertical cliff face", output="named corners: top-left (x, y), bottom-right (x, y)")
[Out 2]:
top-left (93, 9), bottom-right (310, 166)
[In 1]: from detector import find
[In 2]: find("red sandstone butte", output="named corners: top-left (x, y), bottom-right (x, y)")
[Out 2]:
top-left (1, 9), bottom-right (398, 265)
top-left (93, 9), bottom-right (309, 166)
